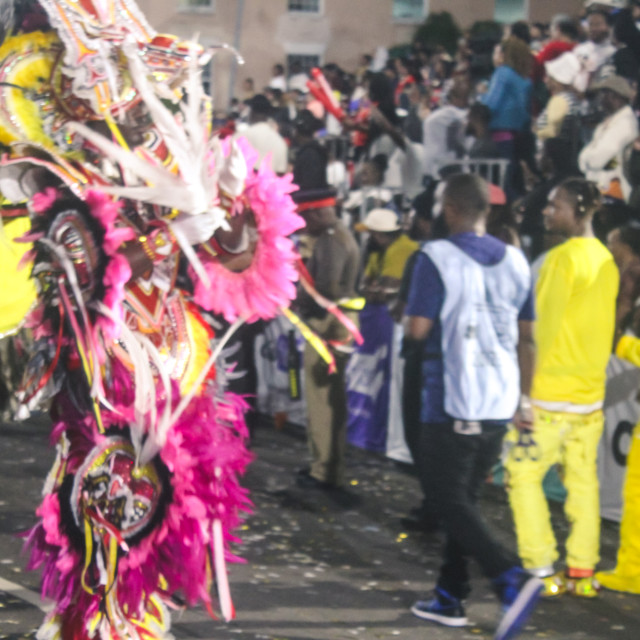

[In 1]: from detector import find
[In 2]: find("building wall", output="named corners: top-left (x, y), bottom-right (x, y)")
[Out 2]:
top-left (429, 0), bottom-right (583, 26)
top-left (135, 0), bottom-right (421, 113)
top-left (430, 0), bottom-right (495, 27)
top-left (137, 0), bottom-right (257, 113)
top-left (135, 0), bottom-right (585, 111)
top-left (528, 0), bottom-right (585, 24)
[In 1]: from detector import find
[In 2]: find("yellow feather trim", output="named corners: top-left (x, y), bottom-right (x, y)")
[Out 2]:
top-left (0, 31), bottom-right (60, 147)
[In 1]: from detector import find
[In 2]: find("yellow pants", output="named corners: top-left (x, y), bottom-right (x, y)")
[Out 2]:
top-left (596, 423), bottom-right (640, 593)
top-left (504, 408), bottom-right (604, 574)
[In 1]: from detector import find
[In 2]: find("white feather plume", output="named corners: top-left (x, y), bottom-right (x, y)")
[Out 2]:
top-left (66, 36), bottom-right (231, 287)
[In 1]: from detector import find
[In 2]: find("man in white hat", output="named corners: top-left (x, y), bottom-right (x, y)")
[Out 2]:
top-left (578, 74), bottom-right (639, 201)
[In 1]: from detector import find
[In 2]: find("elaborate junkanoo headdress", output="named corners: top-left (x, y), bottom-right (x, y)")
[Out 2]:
top-left (0, 1), bottom-right (310, 638)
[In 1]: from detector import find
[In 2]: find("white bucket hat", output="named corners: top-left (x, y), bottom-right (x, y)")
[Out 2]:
top-left (356, 208), bottom-right (401, 232)
top-left (545, 52), bottom-right (582, 87)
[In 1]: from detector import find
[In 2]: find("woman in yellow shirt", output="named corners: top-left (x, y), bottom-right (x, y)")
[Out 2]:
top-left (358, 208), bottom-right (418, 303)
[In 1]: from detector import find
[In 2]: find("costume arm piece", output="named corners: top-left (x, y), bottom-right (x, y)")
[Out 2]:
top-left (120, 225), bottom-right (178, 281)
top-left (200, 207), bottom-right (257, 273)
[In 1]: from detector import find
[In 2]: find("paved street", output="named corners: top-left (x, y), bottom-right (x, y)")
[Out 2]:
top-left (1, 414), bottom-right (638, 640)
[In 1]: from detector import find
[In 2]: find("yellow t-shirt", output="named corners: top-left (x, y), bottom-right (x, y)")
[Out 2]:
top-left (364, 234), bottom-right (419, 281)
top-left (532, 237), bottom-right (619, 405)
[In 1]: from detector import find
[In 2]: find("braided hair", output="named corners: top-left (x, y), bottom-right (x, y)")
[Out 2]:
top-left (557, 178), bottom-right (601, 219)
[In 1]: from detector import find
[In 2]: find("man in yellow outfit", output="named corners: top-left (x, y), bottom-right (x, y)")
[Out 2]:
top-left (595, 331), bottom-right (640, 594)
top-left (505, 177), bottom-right (619, 597)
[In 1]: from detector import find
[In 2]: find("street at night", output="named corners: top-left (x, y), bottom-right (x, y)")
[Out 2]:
top-left (1, 415), bottom-right (638, 640)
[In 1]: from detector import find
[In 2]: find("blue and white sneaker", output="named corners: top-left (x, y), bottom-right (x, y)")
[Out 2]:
top-left (494, 567), bottom-right (543, 640)
top-left (411, 587), bottom-right (468, 627)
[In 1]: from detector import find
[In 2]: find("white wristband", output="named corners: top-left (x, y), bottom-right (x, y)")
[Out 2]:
top-left (519, 394), bottom-right (532, 411)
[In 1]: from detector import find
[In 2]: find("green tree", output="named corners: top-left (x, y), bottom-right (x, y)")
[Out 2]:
top-left (469, 20), bottom-right (503, 41)
top-left (388, 43), bottom-right (413, 59)
top-left (413, 11), bottom-right (462, 55)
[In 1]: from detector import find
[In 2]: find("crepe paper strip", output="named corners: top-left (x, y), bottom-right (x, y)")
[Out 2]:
top-left (280, 306), bottom-right (336, 374)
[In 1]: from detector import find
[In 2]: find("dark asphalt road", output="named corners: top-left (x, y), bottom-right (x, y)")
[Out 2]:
top-left (0, 415), bottom-right (638, 640)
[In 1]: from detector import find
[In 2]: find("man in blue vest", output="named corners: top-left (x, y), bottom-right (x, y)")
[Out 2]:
top-left (405, 173), bottom-right (542, 640)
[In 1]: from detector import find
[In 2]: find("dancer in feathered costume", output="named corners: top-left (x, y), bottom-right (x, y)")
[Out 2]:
top-left (0, 1), bottom-right (306, 638)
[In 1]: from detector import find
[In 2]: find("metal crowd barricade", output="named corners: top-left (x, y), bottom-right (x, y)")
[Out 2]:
top-left (318, 134), bottom-right (417, 235)
top-left (356, 186), bottom-right (407, 222)
top-left (321, 134), bottom-right (351, 165)
top-left (437, 157), bottom-right (510, 191)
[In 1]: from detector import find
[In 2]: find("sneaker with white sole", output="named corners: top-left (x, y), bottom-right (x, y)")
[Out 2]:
top-left (494, 567), bottom-right (543, 640)
top-left (411, 587), bottom-right (468, 627)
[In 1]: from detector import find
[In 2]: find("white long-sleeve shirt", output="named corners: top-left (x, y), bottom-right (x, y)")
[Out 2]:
top-left (578, 105), bottom-right (638, 201)
top-left (422, 105), bottom-right (468, 179)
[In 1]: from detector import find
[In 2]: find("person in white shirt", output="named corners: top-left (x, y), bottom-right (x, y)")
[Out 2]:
top-left (268, 63), bottom-right (287, 92)
top-left (422, 79), bottom-right (470, 181)
top-left (239, 94), bottom-right (289, 175)
top-left (578, 75), bottom-right (639, 201)
top-left (574, 8), bottom-right (616, 92)
top-left (288, 61), bottom-right (309, 93)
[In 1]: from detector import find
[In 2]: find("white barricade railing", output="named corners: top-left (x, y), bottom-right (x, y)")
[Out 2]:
top-left (437, 157), bottom-right (510, 191)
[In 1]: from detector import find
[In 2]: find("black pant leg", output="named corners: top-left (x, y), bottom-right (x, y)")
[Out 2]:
top-left (401, 346), bottom-right (423, 464)
top-left (419, 422), bottom-right (519, 599)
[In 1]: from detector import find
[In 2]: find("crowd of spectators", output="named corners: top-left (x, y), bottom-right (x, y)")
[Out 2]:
top-left (1, 3), bottom-right (639, 639)
top-left (223, 1), bottom-right (640, 267)
top-left (219, 3), bottom-right (640, 637)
